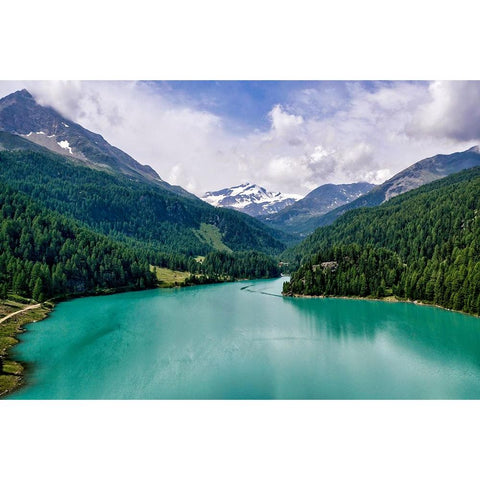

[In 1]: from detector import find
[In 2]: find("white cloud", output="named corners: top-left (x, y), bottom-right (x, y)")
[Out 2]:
top-left (410, 81), bottom-right (480, 141)
top-left (24, 81), bottom-right (232, 192)
top-left (0, 80), bottom-right (478, 196)
top-left (269, 105), bottom-right (304, 133)
top-left (266, 155), bottom-right (313, 192)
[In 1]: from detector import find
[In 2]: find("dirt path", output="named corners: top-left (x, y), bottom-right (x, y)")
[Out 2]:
top-left (0, 303), bottom-right (42, 325)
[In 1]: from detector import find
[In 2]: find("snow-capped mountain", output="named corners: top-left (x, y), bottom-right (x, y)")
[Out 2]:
top-left (202, 183), bottom-right (302, 217)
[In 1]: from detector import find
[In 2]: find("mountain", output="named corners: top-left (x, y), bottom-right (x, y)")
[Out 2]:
top-left (282, 166), bottom-right (480, 315)
top-left (314, 146), bottom-right (480, 228)
top-left (261, 182), bottom-right (375, 235)
top-left (0, 139), bottom-right (286, 256)
top-left (202, 183), bottom-right (301, 217)
top-left (0, 89), bottom-right (193, 198)
top-left (0, 181), bottom-right (281, 305)
top-left (0, 89), bottom-right (289, 256)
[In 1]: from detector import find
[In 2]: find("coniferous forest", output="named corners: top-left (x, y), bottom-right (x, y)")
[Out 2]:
top-left (0, 148), bottom-right (287, 256)
top-left (200, 251), bottom-right (280, 280)
top-left (0, 179), bottom-right (280, 302)
top-left (0, 137), bottom-right (289, 304)
top-left (0, 185), bottom-right (158, 301)
top-left (283, 167), bottom-right (480, 315)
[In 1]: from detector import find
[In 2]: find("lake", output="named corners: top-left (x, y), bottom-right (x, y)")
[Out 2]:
top-left (8, 277), bottom-right (480, 399)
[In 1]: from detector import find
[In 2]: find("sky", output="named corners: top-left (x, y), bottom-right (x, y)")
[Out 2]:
top-left (0, 80), bottom-right (479, 196)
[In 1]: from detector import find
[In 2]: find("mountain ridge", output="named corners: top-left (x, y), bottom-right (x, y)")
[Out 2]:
top-left (261, 182), bottom-right (375, 235)
top-left (313, 146), bottom-right (480, 228)
top-left (0, 89), bottom-right (288, 257)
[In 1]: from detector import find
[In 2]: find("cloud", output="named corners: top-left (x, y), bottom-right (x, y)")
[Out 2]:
top-left (269, 105), bottom-right (304, 132)
top-left (288, 84), bottom-right (350, 118)
top-left (1, 80), bottom-right (478, 196)
top-left (24, 81), bottom-right (232, 191)
top-left (409, 81), bottom-right (480, 141)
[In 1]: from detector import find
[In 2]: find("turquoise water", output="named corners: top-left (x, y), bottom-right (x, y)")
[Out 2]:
top-left (8, 277), bottom-right (480, 399)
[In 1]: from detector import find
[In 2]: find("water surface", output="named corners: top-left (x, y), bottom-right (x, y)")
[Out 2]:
top-left (9, 278), bottom-right (480, 399)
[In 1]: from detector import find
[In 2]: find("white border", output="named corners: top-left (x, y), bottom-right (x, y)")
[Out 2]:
top-left (1, 1), bottom-right (479, 80)
top-left (2, 1), bottom-right (479, 478)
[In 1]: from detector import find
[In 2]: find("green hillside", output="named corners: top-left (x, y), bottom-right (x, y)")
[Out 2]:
top-left (0, 183), bottom-right (282, 303)
top-left (283, 167), bottom-right (480, 315)
top-left (0, 184), bottom-right (157, 301)
top-left (0, 145), bottom-right (285, 256)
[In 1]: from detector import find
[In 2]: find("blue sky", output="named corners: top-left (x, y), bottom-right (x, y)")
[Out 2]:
top-left (148, 80), bottom-right (387, 132)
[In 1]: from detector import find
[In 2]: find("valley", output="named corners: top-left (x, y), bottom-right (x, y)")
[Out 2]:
top-left (0, 84), bottom-right (480, 400)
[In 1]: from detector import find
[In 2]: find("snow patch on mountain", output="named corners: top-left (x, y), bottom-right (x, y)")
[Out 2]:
top-left (202, 183), bottom-right (302, 217)
top-left (57, 140), bottom-right (73, 154)
top-left (26, 131), bottom-right (46, 136)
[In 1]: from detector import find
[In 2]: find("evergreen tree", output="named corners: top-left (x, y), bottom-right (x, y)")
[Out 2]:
top-left (32, 278), bottom-right (44, 302)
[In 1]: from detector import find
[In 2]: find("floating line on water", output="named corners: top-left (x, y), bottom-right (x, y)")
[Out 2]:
top-left (240, 285), bottom-right (283, 297)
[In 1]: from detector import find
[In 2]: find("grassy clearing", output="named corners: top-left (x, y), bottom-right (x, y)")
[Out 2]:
top-left (150, 266), bottom-right (192, 287)
top-left (150, 265), bottom-right (229, 288)
top-left (6, 294), bottom-right (37, 305)
top-left (195, 223), bottom-right (232, 253)
top-left (0, 299), bottom-right (52, 398)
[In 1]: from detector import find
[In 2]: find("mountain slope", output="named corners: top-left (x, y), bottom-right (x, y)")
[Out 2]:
top-left (0, 88), bottom-right (287, 256)
top-left (0, 183), bottom-right (157, 300)
top-left (261, 182), bottom-right (374, 235)
top-left (0, 182), bottom-right (281, 303)
top-left (0, 89), bottom-right (194, 198)
top-left (202, 183), bottom-right (301, 217)
top-left (282, 166), bottom-right (480, 315)
top-left (0, 142), bottom-right (286, 255)
top-left (314, 146), bottom-right (480, 228)
top-left (0, 129), bottom-right (57, 153)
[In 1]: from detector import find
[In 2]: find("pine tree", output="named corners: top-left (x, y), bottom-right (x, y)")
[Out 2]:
top-left (32, 278), bottom-right (44, 302)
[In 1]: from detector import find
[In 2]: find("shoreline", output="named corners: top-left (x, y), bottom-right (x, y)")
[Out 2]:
top-left (285, 292), bottom-right (480, 318)
top-left (0, 283), bottom-right (158, 399)
top-left (0, 302), bottom-right (53, 398)
top-left (0, 275), bottom-right (278, 399)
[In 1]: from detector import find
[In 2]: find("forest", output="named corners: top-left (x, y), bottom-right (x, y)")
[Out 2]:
top-left (283, 167), bottom-right (480, 315)
top-left (0, 185), bottom-right (156, 301)
top-left (0, 183), bottom-right (281, 302)
top-left (0, 149), bottom-right (286, 256)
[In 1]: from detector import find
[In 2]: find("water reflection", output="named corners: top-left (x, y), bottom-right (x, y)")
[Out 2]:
top-left (284, 296), bottom-right (480, 369)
